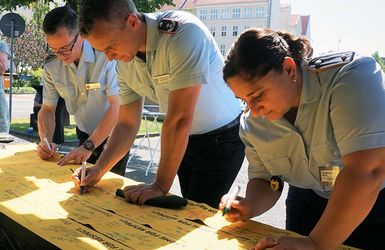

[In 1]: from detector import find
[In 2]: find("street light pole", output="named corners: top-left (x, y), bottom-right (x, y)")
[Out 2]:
top-left (8, 19), bottom-right (14, 122)
top-left (0, 13), bottom-right (25, 124)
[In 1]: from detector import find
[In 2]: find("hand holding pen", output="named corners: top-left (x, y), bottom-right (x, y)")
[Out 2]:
top-left (222, 185), bottom-right (240, 216)
top-left (43, 137), bottom-right (52, 151)
top-left (36, 137), bottom-right (57, 160)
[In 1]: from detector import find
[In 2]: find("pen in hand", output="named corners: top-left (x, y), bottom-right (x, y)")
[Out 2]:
top-left (222, 185), bottom-right (240, 216)
top-left (80, 161), bottom-right (87, 195)
top-left (43, 137), bottom-right (52, 151)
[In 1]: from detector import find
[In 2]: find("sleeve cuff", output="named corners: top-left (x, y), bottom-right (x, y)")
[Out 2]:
top-left (338, 132), bottom-right (385, 156)
top-left (42, 97), bottom-right (58, 106)
top-left (119, 94), bottom-right (141, 106)
top-left (169, 73), bottom-right (208, 91)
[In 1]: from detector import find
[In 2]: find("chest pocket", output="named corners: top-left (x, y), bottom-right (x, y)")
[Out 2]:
top-left (263, 156), bottom-right (292, 176)
top-left (56, 85), bottom-right (76, 114)
top-left (86, 81), bottom-right (107, 99)
top-left (258, 131), bottom-right (319, 188)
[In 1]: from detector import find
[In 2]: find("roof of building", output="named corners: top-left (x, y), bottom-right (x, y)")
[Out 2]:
top-left (290, 14), bottom-right (300, 26)
top-left (300, 15), bottom-right (310, 35)
top-left (161, 0), bottom-right (197, 10)
top-left (290, 14), bottom-right (310, 36)
top-left (194, 0), bottom-right (267, 5)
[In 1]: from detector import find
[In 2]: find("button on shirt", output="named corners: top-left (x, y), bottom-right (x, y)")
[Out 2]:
top-left (116, 11), bottom-right (242, 135)
top-left (241, 55), bottom-right (385, 198)
top-left (42, 40), bottom-right (118, 134)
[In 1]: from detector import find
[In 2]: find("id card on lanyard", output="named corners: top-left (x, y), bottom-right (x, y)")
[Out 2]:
top-left (319, 159), bottom-right (341, 191)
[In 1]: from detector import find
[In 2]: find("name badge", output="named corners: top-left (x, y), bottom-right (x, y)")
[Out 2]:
top-left (319, 165), bottom-right (340, 188)
top-left (153, 74), bottom-right (170, 85)
top-left (85, 82), bottom-right (101, 90)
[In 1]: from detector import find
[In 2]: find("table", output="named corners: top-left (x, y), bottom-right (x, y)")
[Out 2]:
top-left (0, 142), bottom-right (357, 249)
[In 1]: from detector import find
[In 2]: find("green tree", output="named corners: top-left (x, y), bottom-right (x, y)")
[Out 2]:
top-left (0, 0), bottom-right (174, 12)
top-left (372, 51), bottom-right (385, 72)
top-left (133, 0), bottom-right (174, 12)
top-left (6, 21), bottom-right (47, 71)
top-left (4, 0), bottom-right (49, 87)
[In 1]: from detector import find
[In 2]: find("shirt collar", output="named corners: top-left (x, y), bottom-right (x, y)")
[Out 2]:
top-left (299, 61), bottom-right (321, 105)
top-left (143, 13), bottom-right (161, 54)
top-left (80, 40), bottom-right (96, 63)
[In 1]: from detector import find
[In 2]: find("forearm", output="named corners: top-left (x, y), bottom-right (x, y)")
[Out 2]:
top-left (154, 118), bottom-right (191, 193)
top-left (310, 168), bottom-right (382, 250)
top-left (37, 107), bottom-right (55, 142)
top-left (95, 121), bottom-right (138, 174)
top-left (246, 178), bottom-right (281, 217)
top-left (88, 106), bottom-right (118, 147)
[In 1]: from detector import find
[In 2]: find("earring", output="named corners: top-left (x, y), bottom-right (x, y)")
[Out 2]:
top-left (293, 79), bottom-right (297, 83)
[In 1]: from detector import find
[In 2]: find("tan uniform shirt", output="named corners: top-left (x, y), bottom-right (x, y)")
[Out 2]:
top-left (241, 54), bottom-right (385, 198)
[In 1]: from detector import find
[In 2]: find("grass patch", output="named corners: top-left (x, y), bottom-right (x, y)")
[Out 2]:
top-left (5, 87), bottom-right (37, 94)
top-left (10, 116), bottom-right (162, 141)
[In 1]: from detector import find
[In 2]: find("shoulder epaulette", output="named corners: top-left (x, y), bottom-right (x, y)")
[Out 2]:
top-left (308, 51), bottom-right (355, 72)
top-left (158, 18), bottom-right (179, 34)
top-left (44, 53), bottom-right (57, 64)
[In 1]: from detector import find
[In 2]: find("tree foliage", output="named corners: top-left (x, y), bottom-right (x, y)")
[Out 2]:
top-left (4, 0), bottom-right (49, 73)
top-left (0, 0), bottom-right (174, 12)
top-left (372, 51), bottom-right (385, 72)
top-left (0, 0), bottom-right (175, 73)
top-left (5, 21), bottom-right (47, 71)
top-left (133, 0), bottom-right (174, 12)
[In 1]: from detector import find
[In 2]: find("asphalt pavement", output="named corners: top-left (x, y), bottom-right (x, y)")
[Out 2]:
top-left (5, 93), bottom-right (35, 120)
top-left (7, 93), bottom-right (287, 230)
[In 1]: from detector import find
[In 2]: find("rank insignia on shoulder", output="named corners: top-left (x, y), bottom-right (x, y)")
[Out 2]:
top-left (158, 18), bottom-right (179, 34)
top-left (270, 176), bottom-right (284, 192)
top-left (44, 53), bottom-right (57, 64)
top-left (308, 51), bottom-right (355, 72)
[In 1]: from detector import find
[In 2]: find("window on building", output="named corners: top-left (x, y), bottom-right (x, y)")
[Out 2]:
top-left (222, 9), bottom-right (228, 19)
top-left (220, 45), bottom-right (226, 56)
top-left (245, 7), bottom-right (252, 18)
top-left (221, 26), bottom-right (227, 36)
top-left (233, 26), bottom-right (238, 36)
top-left (210, 9), bottom-right (218, 19)
top-left (256, 7), bottom-right (265, 18)
top-left (210, 27), bottom-right (216, 37)
top-left (233, 8), bottom-right (240, 19)
top-left (200, 9), bottom-right (208, 20)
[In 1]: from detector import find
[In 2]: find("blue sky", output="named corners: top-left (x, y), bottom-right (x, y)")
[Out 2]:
top-left (282, 0), bottom-right (385, 56)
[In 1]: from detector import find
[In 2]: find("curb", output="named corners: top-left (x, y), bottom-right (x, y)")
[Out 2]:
top-left (9, 129), bottom-right (160, 146)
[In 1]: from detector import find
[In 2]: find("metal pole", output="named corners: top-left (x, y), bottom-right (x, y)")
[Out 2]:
top-left (267, 0), bottom-right (272, 29)
top-left (8, 19), bottom-right (14, 122)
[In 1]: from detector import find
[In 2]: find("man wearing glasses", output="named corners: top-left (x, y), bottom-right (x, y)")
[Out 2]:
top-left (37, 6), bottom-right (129, 176)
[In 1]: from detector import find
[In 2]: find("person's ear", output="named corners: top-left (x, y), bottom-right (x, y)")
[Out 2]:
top-left (282, 57), bottom-right (297, 80)
top-left (127, 14), bottom-right (140, 31)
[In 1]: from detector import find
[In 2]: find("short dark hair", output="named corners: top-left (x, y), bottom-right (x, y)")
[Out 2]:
top-left (43, 6), bottom-right (78, 35)
top-left (79, 0), bottom-right (137, 36)
top-left (223, 28), bottom-right (313, 83)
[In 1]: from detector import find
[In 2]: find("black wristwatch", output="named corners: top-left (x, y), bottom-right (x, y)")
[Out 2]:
top-left (82, 139), bottom-right (95, 151)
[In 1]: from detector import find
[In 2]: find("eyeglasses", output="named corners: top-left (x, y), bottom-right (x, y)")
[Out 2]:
top-left (47, 33), bottom-right (79, 56)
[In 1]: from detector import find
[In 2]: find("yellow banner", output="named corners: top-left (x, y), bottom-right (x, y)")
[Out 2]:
top-left (0, 145), bottom-right (357, 249)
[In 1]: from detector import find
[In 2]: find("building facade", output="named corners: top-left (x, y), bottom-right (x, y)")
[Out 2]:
top-left (162, 0), bottom-right (310, 57)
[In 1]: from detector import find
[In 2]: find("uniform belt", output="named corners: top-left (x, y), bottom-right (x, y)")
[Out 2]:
top-left (190, 114), bottom-right (241, 139)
